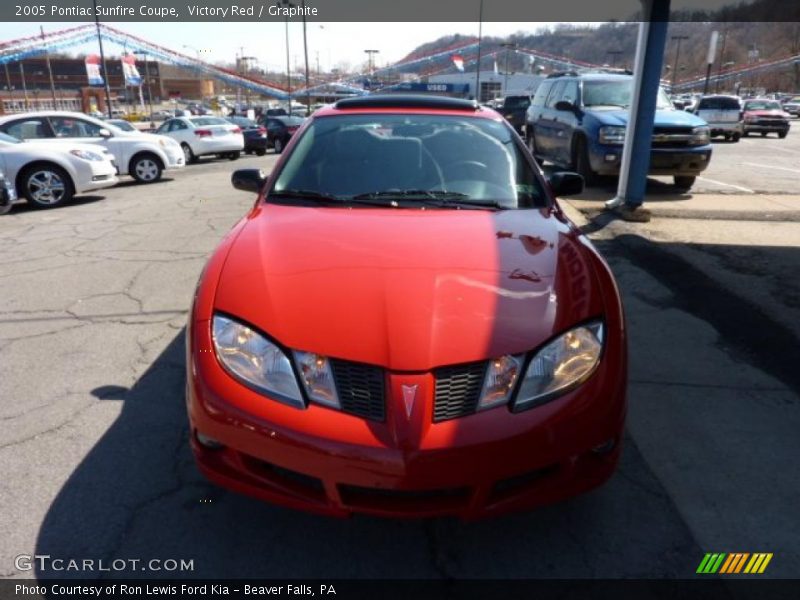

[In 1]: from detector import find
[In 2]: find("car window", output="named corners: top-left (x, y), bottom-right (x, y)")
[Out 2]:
top-left (503, 96), bottom-right (531, 110)
top-left (2, 118), bottom-right (51, 140)
top-left (532, 81), bottom-right (552, 108)
top-left (561, 81), bottom-right (579, 105)
top-left (698, 97), bottom-right (741, 110)
top-left (171, 120), bottom-right (189, 131)
top-left (266, 119), bottom-right (281, 130)
top-left (190, 117), bottom-right (228, 126)
top-left (49, 117), bottom-right (103, 138)
top-left (545, 81), bottom-right (566, 108)
top-left (0, 132), bottom-right (22, 144)
top-left (271, 114), bottom-right (546, 209)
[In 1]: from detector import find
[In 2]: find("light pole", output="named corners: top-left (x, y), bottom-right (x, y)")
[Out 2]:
top-left (280, 0), bottom-right (294, 114)
top-left (182, 44), bottom-right (201, 60)
top-left (133, 50), bottom-right (154, 126)
top-left (475, 0), bottom-right (483, 101)
top-left (670, 35), bottom-right (689, 91)
top-left (91, 0), bottom-right (113, 118)
top-left (501, 42), bottom-right (517, 95)
top-left (301, 0), bottom-right (310, 113)
top-left (607, 50), bottom-right (623, 69)
top-left (715, 27), bottom-right (728, 93)
top-left (364, 49), bottom-right (379, 79)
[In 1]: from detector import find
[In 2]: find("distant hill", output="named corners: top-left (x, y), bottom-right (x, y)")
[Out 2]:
top-left (397, 6), bottom-right (800, 93)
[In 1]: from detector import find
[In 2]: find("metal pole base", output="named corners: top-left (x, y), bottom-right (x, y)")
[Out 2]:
top-left (604, 197), bottom-right (652, 222)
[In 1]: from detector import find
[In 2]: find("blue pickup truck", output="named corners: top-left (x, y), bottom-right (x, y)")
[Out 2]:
top-left (525, 72), bottom-right (712, 190)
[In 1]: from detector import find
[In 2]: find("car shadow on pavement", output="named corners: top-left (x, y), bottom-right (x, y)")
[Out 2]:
top-left (34, 329), bottom-right (703, 579)
top-left (8, 195), bottom-right (107, 214)
top-left (113, 178), bottom-right (175, 188)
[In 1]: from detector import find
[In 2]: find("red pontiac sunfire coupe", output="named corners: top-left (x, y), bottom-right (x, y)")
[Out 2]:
top-left (187, 95), bottom-right (627, 519)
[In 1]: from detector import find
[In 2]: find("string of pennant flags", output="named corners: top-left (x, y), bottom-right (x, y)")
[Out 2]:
top-left (1, 23), bottom-right (796, 99)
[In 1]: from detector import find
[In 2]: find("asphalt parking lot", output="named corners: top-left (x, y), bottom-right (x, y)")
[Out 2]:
top-left (1, 136), bottom-right (798, 579)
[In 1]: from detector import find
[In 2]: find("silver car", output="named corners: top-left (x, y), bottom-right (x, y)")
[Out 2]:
top-left (692, 95), bottom-right (743, 142)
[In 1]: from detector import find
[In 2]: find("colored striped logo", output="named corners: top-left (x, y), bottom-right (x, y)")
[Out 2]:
top-left (696, 553), bottom-right (773, 574)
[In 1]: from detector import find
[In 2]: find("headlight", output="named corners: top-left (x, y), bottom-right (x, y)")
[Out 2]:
top-left (598, 126), bottom-right (625, 144)
top-left (689, 126), bottom-right (710, 145)
top-left (70, 149), bottom-right (104, 161)
top-left (478, 355), bottom-right (522, 410)
top-left (513, 321), bottom-right (604, 412)
top-left (293, 351), bottom-right (339, 408)
top-left (211, 314), bottom-right (304, 408)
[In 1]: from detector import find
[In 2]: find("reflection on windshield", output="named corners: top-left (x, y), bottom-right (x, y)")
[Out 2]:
top-left (582, 80), bottom-right (672, 109)
top-left (745, 102), bottom-right (780, 111)
top-left (271, 114), bottom-right (545, 209)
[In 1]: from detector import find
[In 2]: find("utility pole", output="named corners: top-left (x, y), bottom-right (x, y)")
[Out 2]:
top-left (134, 50), bottom-right (154, 126)
top-left (40, 26), bottom-right (57, 109)
top-left (475, 0), bottom-right (483, 101)
top-left (670, 34), bottom-right (689, 91)
top-left (92, 0), bottom-right (113, 118)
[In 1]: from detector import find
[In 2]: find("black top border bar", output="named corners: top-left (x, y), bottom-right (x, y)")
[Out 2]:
top-left (2, 0), bottom-right (799, 22)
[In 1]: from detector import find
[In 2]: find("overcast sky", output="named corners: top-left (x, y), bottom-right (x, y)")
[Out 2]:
top-left (0, 22), bottom-right (569, 73)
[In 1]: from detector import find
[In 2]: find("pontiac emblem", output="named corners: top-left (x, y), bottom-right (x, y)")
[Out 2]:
top-left (402, 385), bottom-right (418, 418)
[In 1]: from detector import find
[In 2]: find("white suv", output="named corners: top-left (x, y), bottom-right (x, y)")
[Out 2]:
top-left (0, 111), bottom-right (185, 183)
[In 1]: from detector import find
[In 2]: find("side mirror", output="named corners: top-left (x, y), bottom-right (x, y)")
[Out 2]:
top-left (548, 171), bottom-right (584, 197)
top-left (554, 100), bottom-right (575, 112)
top-left (231, 169), bottom-right (268, 193)
top-left (98, 128), bottom-right (112, 138)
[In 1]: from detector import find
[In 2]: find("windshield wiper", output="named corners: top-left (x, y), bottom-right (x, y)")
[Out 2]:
top-left (271, 188), bottom-right (403, 208)
top-left (351, 190), bottom-right (504, 210)
top-left (584, 103), bottom-right (629, 108)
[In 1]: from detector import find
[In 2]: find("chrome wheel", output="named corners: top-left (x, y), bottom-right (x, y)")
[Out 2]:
top-left (27, 170), bottom-right (66, 205)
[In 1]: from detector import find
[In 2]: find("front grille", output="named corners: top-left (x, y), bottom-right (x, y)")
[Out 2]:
top-left (433, 361), bottom-right (488, 422)
top-left (338, 483), bottom-right (471, 512)
top-left (329, 359), bottom-right (385, 421)
top-left (651, 126), bottom-right (694, 148)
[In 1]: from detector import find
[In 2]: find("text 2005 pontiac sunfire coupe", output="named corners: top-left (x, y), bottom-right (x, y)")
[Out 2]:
top-left (187, 95), bottom-right (627, 519)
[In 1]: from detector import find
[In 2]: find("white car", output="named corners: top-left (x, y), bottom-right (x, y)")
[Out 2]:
top-left (155, 116), bottom-right (243, 164)
top-left (0, 111), bottom-right (185, 184)
top-left (0, 131), bottom-right (117, 208)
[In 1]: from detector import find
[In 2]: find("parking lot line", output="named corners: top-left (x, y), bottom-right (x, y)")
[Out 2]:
top-left (743, 162), bottom-right (800, 175)
top-left (696, 176), bottom-right (755, 194)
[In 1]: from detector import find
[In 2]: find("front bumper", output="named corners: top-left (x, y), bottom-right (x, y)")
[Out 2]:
top-left (744, 121), bottom-right (790, 134)
top-left (162, 146), bottom-right (186, 170)
top-left (187, 320), bottom-right (626, 520)
top-left (707, 122), bottom-right (743, 136)
top-left (590, 142), bottom-right (712, 177)
top-left (73, 160), bottom-right (119, 194)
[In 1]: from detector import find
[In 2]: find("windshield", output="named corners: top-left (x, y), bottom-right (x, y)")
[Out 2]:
top-left (109, 120), bottom-right (136, 131)
top-left (503, 96), bottom-right (530, 110)
top-left (582, 80), bottom-right (672, 109)
top-left (271, 113), bottom-right (545, 209)
top-left (0, 132), bottom-right (21, 144)
top-left (745, 101), bottom-right (781, 111)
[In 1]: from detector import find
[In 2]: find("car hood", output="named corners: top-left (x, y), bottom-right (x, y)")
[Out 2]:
top-left (594, 107), bottom-right (706, 128)
top-left (213, 204), bottom-right (604, 371)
